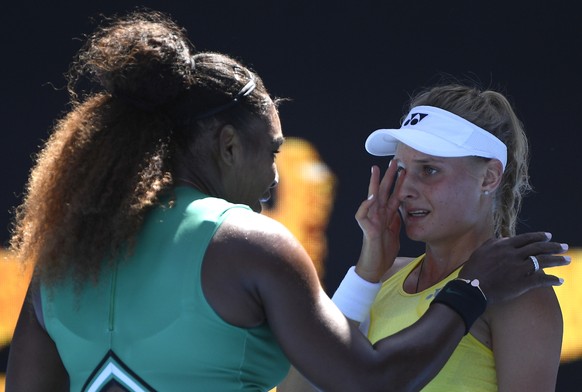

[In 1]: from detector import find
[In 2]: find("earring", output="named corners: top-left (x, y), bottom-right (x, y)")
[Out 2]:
top-left (483, 190), bottom-right (490, 196)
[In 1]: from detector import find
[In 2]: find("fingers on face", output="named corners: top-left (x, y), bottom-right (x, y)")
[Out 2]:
top-left (366, 160), bottom-right (404, 213)
top-left (376, 163), bottom-right (396, 203)
top-left (368, 165), bottom-right (380, 197)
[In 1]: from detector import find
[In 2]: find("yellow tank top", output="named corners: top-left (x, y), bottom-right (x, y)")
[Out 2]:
top-left (368, 255), bottom-right (497, 391)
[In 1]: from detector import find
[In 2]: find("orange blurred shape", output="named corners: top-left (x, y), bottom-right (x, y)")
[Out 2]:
top-left (0, 249), bottom-right (32, 347)
top-left (262, 137), bottom-right (336, 280)
top-left (555, 248), bottom-right (582, 363)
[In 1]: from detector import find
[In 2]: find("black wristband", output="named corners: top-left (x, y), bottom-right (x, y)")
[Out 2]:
top-left (431, 279), bottom-right (488, 335)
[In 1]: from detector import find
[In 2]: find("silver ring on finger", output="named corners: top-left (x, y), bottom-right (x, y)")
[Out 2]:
top-left (529, 255), bottom-right (540, 273)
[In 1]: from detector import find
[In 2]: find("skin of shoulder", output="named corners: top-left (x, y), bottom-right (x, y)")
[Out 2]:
top-left (202, 209), bottom-right (366, 389)
top-left (202, 208), bottom-right (322, 328)
top-left (380, 256), bottom-right (416, 282)
top-left (483, 285), bottom-right (562, 391)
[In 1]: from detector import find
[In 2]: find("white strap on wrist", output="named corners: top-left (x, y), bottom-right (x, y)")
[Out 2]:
top-left (331, 266), bottom-right (382, 322)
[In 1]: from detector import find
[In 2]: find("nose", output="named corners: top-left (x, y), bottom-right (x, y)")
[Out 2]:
top-left (270, 168), bottom-right (279, 189)
top-left (395, 169), bottom-right (417, 202)
top-left (259, 169), bottom-right (279, 204)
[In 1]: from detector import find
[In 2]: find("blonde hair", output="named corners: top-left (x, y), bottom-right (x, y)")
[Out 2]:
top-left (408, 84), bottom-right (531, 237)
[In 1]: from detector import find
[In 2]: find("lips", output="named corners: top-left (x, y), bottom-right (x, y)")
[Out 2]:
top-left (405, 209), bottom-right (430, 217)
top-left (259, 190), bottom-right (272, 203)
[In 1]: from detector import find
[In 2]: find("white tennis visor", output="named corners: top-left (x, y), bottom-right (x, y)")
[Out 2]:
top-left (365, 105), bottom-right (507, 171)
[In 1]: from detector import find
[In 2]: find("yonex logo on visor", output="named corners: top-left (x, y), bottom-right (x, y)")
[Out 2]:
top-left (403, 113), bottom-right (428, 126)
top-left (365, 105), bottom-right (508, 171)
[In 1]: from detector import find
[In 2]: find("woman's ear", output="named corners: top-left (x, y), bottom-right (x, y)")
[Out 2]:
top-left (482, 159), bottom-right (503, 193)
top-left (217, 124), bottom-right (239, 166)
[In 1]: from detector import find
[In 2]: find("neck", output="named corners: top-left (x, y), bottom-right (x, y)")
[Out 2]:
top-left (176, 177), bottom-right (203, 190)
top-left (174, 166), bottom-right (223, 199)
top-left (421, 229), bottom-right (494, 285)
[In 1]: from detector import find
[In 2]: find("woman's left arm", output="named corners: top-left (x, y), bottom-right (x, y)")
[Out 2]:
top-left (490, 285), bottom-right (563, 391)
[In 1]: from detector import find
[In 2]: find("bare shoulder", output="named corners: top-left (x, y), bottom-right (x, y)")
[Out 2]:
top-left (485, 284), bottom-right (562, 390)
top-left (486, 285), bottom-right (562, 325)
top-left (210, 209), bottom-right (314, 275)
top-left (214, 209), bottom-right (302, 252)
top-left (202, 208), bottom-right (320, 327)
top-left (380, 256), bottom-right (416, 282)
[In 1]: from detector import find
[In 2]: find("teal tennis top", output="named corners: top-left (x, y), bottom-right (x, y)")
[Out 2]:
top-left (41, 187), bottom-right (290, 391)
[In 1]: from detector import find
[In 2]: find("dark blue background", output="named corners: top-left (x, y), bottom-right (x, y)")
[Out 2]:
top-left (1, 1), bottom-right (580, 389)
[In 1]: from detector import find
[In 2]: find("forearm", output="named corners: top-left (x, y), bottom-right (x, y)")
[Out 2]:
top-left (370, 303), bottom-right (465, 391)
top-left (331, 270), bottom-right (482, 391)
top-left (281, 304), bottom-right (466, 392)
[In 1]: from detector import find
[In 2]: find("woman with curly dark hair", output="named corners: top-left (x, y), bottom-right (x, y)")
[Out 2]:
top-left (5, 9), bottom-right (568, 392)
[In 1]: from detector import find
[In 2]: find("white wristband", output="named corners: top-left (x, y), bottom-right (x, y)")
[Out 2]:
top-left (332, 266), bottom-right (382, 322)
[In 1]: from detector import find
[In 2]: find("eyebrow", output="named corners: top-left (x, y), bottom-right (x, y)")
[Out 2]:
top-left (397, 156), bottom-right (447, 169)
top-left (411, 156), bottom-right (447, 164)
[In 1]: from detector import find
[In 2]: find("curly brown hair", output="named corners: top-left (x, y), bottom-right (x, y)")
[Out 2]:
top-left (9, 10), bottom-right (274, 287)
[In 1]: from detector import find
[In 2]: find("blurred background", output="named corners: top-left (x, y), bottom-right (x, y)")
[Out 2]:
top-left (1, 1), bottom-right (580, 390)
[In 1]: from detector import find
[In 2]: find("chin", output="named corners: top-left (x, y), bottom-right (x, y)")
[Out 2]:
top-left (251, 202), bottom-right (262, 213)
top-left (404, 227), bottom-right (426, 243)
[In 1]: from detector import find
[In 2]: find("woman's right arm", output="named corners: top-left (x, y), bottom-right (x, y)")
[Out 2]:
top-left (221, 210), bottom-right (568, 392)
